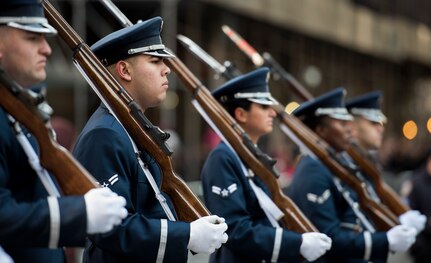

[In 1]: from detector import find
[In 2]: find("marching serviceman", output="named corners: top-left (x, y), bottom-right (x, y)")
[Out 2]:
top-left (288, 88), bottom-right (417, 262)
top-left (345, 91), bottom-right (388, 165)
top-left (201, 67), bottom-right (332, 263)
top-left (345, 91), bottom-right (426, 238)
top-left (73, 16), bottom-right (228, 263)
top-left (0, 1), bottom-right (128, 262)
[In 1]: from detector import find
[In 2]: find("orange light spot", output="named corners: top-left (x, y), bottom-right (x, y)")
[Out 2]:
top-left (402, 120), bottom-right (418, 140)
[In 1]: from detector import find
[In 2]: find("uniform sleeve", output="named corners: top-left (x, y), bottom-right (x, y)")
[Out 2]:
top-left (0, 115), bottom-right (87, 248)
top-left (0, 188), bottom-right (87, 247)
top-left (201, 146), bottom-right (302, 262)
top-left (289, 157), bottom-right (388, 262)
top-left (73, 126), bottom-right (189, 262)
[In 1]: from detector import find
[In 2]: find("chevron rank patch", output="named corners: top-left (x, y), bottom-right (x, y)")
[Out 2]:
top-left (99, 173), bottom-right (119, 188)
top-left (212, 183), bottom-right (237, 198)
top-left (307, 189), bottom-right (331, 204)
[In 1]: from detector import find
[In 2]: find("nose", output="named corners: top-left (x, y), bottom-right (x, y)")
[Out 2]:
top-left (343, 120), bottom-right (353, 136)
top-left (163, 61), bottom-right (171, 76)
top-left (268, 107), bottom-right (276, 117)
top-left (40, 37), bottom-right (52, 57)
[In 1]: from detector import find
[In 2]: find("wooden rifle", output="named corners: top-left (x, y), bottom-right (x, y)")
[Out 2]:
top-left (177, 34), bottom-right (398, 230)
top-left (42, 0), bottom-right (210, 221)
top-left (0, 67), bottom-right (98, 195)
top-left (221, 25), bottom-right (408, 218)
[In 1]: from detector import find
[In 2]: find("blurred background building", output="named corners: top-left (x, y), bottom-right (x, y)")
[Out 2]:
top-left (47, 0), bottom-right (431, 180)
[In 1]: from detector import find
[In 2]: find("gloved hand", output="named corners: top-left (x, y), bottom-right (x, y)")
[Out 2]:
top-left (300, 232), bottom-right (332, 262)
top-left (187, 215), bottom-right (228, 254)
top-left (84, 188), bottom-right (128, 234)
top-left (387, 225), bottom-right (417, 252)
top-left (399, 210), bottom-right (427, 234)
top-left (0, 246), bottom-right (13, 263)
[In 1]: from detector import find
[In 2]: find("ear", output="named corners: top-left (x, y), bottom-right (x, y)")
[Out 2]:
top-left (234, 107), bottom-right (248, 124)
top-left (114, 60), bottom-right (132, 81)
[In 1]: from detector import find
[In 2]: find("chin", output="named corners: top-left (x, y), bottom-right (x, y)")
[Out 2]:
top-left (264, 128), bottom-right (273, 134)
top-left (34, 74), bottom-right (46, 83)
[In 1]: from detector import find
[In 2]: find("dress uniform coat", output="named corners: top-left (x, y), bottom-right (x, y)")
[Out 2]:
top-left (201, 142), bottom-right (303, 263)
top-left (288, 155), bottom-right (389, 263)
top-left (0, 108), bottom-right (88, 262)
top-left (73, 104), bottom-right (190, 263)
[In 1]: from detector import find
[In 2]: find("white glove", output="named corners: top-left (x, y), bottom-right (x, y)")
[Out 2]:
top-left (188, 215), bottom-right (228, 254)
top-left (84, 188), bottom-right (128, 234)
top-left (387, 225), bottom-right (417, 252)
top-left (399, 210), bottom-right (427, 234)
top-left (300, 232), bottom-right (332, 262)
top-left (0, 246), bottom-right (13, 263)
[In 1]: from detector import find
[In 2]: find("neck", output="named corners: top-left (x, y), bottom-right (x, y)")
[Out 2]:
top-left (247, 133), bottom-right (260, 144)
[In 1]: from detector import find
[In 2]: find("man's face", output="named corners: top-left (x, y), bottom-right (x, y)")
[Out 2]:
top-left (316, 117), bottom-right (353, 152)
top-left (352, 117), bottom-right (384, 151)
top-left (0, 27), bottom-right (52, 87)
top-left (125, 54), bottom-right (171, 110)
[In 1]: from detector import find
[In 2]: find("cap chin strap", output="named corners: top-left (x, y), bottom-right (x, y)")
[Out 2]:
top-left (350, 108), bottom-right (387, 123)
top-left (315, 107), bottom-right (353, 121)
top-left (234, 91), bottom-right (271, 99)
top-left (0, 16), bottom-right (48, 24)
top-left (128, 44), bottom-right (166, 55)
top-left (5, 21), bottom-right (57, 35)
top-left (248, 97), bottom-right (276, 106)
top-left (234, 92), bottom-right (276, 105)
top-left (315, 107), bottom-right (349, 116)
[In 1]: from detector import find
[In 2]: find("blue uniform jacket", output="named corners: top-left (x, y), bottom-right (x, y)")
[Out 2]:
top-left (201, 142), bottom-right (303, 263)
top-left (0, 108), bottom-right (87, 262)
top-left (288, 155), bottom-right (389, 263)
top-left (73, 104), bottom-right (190, 263)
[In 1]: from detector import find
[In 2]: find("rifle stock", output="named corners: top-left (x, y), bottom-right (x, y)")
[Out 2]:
top-left (165, 56), bottom-right (318, 233)
top-left (43, 0), bottom-right (209, 221)
top-left (0, 69), bottom-right (98, 195)
top-left (221, 25), bottom-right (408, 218)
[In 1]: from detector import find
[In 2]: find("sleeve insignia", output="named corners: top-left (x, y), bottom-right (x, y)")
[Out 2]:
top-left (99, 173), bottom-right (119, 187)
top-left (306, 189), bottom-right (331, 204)
top-left (212, 183), bottom-right (237, 198)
